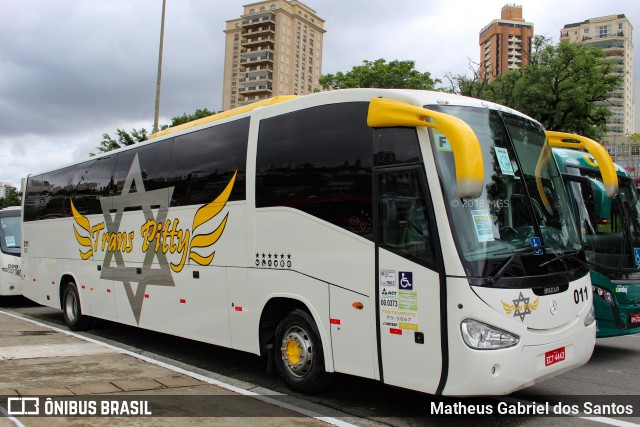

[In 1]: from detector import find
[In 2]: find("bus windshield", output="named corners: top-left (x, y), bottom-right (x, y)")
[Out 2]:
top-left (577, 174), bottom-right (640, 274)
top-left (429, 105), bottom-right (584, 285)
top-left (0, 215), bottom-right (21, 256)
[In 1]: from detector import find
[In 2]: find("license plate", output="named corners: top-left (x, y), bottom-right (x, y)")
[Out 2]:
top-left (545, 347), bottom-right (566, 366)
top-left (631, 313), bottom-right (640, 324)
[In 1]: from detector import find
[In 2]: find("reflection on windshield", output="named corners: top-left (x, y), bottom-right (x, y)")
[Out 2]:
top-left (0, 216), bottom-right (21, 255)
top-left (574, 173), bottom-right (640, 273)
top-left (429, 106), bottom-right (583, 282)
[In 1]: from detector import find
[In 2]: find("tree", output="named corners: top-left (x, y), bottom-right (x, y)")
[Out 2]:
top-left (0, 187), bottom-right (20, 208)
top-left (449, 36), bottom-right (621, 140)
top-left (93, 128), bottom-right (149, 155)
top-left (93, 108), bottom-right (216, 155)
top-left (170, 108), bottom-right (215, 127)
top-left (319, 59), bottom-right (439, 90)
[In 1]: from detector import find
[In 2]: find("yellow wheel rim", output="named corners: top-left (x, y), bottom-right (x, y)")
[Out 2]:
top-left (280, 324), bottom-right (313, 377)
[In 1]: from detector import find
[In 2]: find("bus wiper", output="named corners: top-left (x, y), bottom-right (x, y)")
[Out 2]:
top-left (538, 250), bottom-right (590, 269)
top-left (487, 246), bottom-right (548, 285)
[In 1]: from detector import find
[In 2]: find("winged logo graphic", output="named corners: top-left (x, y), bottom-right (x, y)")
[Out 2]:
top-left (179, 170), bottom-right (236, 272)
top-left (501, 292), bottom-right (539, 322)
top-left (71, 201), bottom-right (94, 260)
top-left (69, 153), bottom-right (236, 323)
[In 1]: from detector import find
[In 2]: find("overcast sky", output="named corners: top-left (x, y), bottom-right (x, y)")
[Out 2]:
top-left (1, 0), bottom-right (638, 189)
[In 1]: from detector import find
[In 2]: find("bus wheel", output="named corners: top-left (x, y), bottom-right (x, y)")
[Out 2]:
top-left (274, 309), bottom-right (332, 393)
top-left (62, 282), bottom-right (91, 331)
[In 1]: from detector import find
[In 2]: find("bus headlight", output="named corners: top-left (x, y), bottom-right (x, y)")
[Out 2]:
top-left (592, 285), bottom-right (615, 306)
top-left (584, 303), bottom-right (595, 327)
top-left (460, 319), bottom-right (519, 350)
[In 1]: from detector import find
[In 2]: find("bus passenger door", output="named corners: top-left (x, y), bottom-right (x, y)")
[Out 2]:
top-left (375, 167), bottom-right (444, 394)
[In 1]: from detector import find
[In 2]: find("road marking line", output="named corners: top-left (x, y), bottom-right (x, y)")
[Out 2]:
top-left (581, 417), bottom-right (640, 427)
top-left (0, 403), bottom-right (26, 427)
top-left (0, 309), bottom-right (358, 427)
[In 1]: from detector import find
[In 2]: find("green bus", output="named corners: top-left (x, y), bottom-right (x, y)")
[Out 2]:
top-left (550, 132), bottom-right (640, 337)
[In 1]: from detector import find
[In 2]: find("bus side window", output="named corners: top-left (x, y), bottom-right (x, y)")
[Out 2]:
top-left (24, 175), bottom-right (45, 221)
top-left (72, 156), bottom-right (116, 215)
top-left (256, 102), bottom-right (374, 239)
top-left (42, 166), bottom-right (75, 219)
top-left (170, 118), bottom-right (249, 206)
top-left (378, 168), bottom-right (437, 270)
top-left (113, 140), bottom-right (172, 211)
top-left (374, 128), bottom-right (422, 167)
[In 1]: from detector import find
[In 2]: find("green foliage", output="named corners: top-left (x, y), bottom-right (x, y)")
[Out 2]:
top-left (0, 187), bottom-right (20, 208)
top-left (449, 36), bottom-right (621, 140)
top-left (170, 108), bottom-right (215, 127)
top-left (93, 128), bottom-right (149, 155)
top-left (320, 59), bottom-right (438, 90)
top-left (93, 108), bottom-right (216, 155)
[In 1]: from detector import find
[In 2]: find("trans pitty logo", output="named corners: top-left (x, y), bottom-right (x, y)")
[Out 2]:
top-left (501, 291), bottom-right (539, 322)
top-left (71, 154), bottom-right (235, 323)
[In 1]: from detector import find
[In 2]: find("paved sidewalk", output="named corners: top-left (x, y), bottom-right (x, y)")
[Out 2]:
top-left (0, 309), bottom-right (353, 427)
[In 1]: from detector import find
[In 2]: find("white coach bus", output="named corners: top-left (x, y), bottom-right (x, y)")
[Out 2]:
top-left (22, 89), bottom-right (603, 396)
top-left (0, 207), bottom-right (22, 297)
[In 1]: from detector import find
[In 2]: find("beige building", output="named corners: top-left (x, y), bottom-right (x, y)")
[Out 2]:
top-left (560, 14), bottom-right (635, 139)
top-left (479, 4), bottom-right (534, 79)
top-left (222, 0), bottom-right (325, 111)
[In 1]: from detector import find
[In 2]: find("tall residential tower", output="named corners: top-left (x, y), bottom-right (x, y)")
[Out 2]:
top-left (479, 4), bottom-right (534, 79)
top-left (560, 14), bottom-right (634, 139)
top-left (222, 0), bottom-right (325, 111)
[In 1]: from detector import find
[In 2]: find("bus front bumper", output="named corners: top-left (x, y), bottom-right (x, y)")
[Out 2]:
top-left (443, 322), bottom-right (595, 396)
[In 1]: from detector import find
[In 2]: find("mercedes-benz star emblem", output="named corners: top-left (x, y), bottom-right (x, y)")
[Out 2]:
top-left (550, 300), bottom-right (558, 315)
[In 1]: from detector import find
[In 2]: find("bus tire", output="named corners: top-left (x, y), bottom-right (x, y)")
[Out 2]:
top-left (274, 309), bottom-right (332, 393)
top-left (62, 282), bottom-right (91, 331)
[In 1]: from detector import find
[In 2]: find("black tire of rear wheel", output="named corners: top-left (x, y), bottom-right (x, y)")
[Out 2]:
top-left (62, 282), bottom-right (92, 331)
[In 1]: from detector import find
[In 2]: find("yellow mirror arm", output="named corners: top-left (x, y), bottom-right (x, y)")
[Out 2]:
top-left (534, 143), bottom-right (554, 214)
top-left (367, 98), bottom-right (484, 198)
top-left (546, 131), bottom-right (619, 197)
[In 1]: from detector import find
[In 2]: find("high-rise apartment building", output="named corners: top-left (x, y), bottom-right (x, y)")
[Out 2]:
top-left (479, 4), bottom-right (534, 79)
top-left (222, 0), bottom-right (325, 111)
top-left (0, 182), bottom-right (14, 199)
top-left (560, 15), bottom-right (634, 139)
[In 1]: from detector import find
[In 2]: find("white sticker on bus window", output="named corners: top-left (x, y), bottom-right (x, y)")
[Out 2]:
top-left (495, 147), bottom-right (514, 176)
top-left (433, 130), bottom-right (452, 152)
top-left (5, 236), bottom-right (15, 246)
top-left (471, 210), bottom-right (494, 242)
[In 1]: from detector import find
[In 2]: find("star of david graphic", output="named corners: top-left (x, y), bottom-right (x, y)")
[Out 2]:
top-left (511, 291), bottom-right (532, 322)
top-left (100, 154), bottom-right (174, 324)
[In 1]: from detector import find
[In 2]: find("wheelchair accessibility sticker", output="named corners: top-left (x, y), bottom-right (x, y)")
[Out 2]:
top-left (399, 272), bottom-right (413, 290)
top-left (634, 248), bottom-right (640, 267)
top-left (531, 237), bottom-right (543, 255)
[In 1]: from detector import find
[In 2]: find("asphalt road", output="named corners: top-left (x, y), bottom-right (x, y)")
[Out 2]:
top-left (2, 295), bottom-right (639, 427)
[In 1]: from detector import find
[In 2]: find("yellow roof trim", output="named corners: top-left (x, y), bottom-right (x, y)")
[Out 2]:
top-left (367, 97), bottom-right (484, 198)
top-left (150, 95), bottom-right (298, 139)
top-left (546, 131), bottom-right (619, 197)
